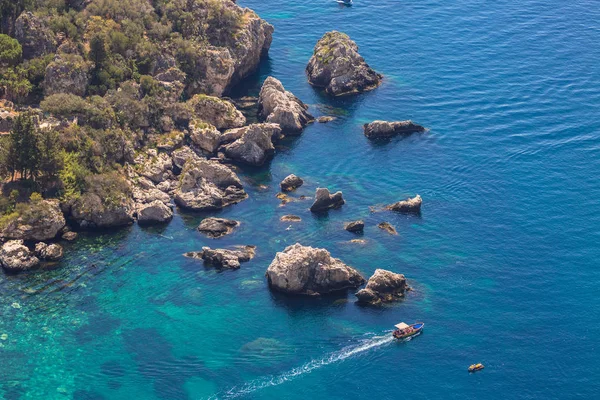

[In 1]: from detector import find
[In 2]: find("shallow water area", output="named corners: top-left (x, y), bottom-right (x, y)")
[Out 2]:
top-left (2, 0), bottom-right (600, 398)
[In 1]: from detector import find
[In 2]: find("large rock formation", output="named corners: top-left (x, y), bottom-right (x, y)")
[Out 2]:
top-left (184, 245), bottom-right (256, 269)
top-left (0, 200), bottom-right (65, 241)
top-left (35, 242), bottom-right (64, 261)
top-left (310, 188), bottom-right (345, 212)
top-left (198, 217), bottom-right (240, 238)
top-left (223, 123), bottom-right (281, 166)
top-left (386, 195), bottom-right (422, 214)
top-left (280, 174), bottom-right (304, 192)
top-left (187, 94), bottom-right (245, 130)
top-left (137, 201), bottom-right (174, 225)
top-left (44, 54), bottom-right (90, 97)
top-left (355, 269), bottom-right (408, 305)
top-left (306, 31), bottom-right (382, 96)
top-left (15, 12), bottom-right (57, 59)
top-left (363, 121), bottom-right (426, 140)
top-left (70, 193), bottom-right (135, 229)
top-left (174, 159), bottom-right (247, 210)
top-left (265, 243), bottom-right (365, 295)
top-left (258, 77), bottom-right (314, 134)
top-left (0, 240), bottom-right (39, 271)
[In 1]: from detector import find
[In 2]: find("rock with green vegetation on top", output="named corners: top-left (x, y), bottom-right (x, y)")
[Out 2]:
top-left (187, 94), bottom-right (246, 130)
top-left (189, 119), bottom-right (222, 153)
top-left (0, 199), bottom-right (65, 241)
top-left (15, 12), bottom-right (56, 59)
top-left (306, 31), bottom-right (382, 96)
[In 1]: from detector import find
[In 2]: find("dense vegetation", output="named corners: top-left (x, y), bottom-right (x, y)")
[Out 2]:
top-left (0, 0), bottom-right (257, 221)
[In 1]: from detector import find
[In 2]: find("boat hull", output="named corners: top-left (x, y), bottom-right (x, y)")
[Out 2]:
top-left (393, 322), bottom-right (424, 340)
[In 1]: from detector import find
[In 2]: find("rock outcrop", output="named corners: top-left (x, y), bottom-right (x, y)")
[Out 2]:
top-left (135, 149), bottom-right (174, 184)
top-left (0, 200), bottom-right (65, 241)
top-left (171, 146), bottom-right (200, 170)
top-left (70, 194), bottom-right (135, 229)
top-left (378, 222), bottom-right (397, 235)
top-left (185, 245), bottom-right (256, 269)
top-left (266, 243), bottom-right (365, 295)
top-left (0, 240), bottom-right (39, 271)
top-left (44, 54), bottom-right (90, 97)
top-left (386, 195), bottom-right (422, 214)
top-left (223, 123), bottom-right (281, 166)
top-left (197, 217), bottom-right (240, 238)
top-left (174, 159), bottom-right (247, 211)
top-left (189, 120), bottom-right (222, 153)
top-left (187, 94), bottom-right (245, 130)
top-left (355, 269), bottom-right (408, 305)
top-left (258, 77), bottom-right (314, 134)
top-left (310, 188), bottom-right (345, 212)
top-left (137, 201), bottom-right (174, 225)
top-left (306, 31), bottom-right (382, 96)
top-left (15, 12), bottom-right (57, 59)
top-left (280, 174), bottom-right (304, 192)
top-left (363, 121), bottom-right (426, 140)
top-left (344, 220), bottom-right (364, 233)
top-left (35, 242), bottom-right (64, 261)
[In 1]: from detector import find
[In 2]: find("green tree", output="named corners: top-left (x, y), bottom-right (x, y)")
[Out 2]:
top-left (0, 67), bottom-right (32, 103)
top-left (0, 34), bottom-right (22, 66)
top-left (89, 34), bottom-right (107, 67)
top-left (7, 112), bottom-right (40, 180)
top-left (38, 128), bottom-right (62, 185)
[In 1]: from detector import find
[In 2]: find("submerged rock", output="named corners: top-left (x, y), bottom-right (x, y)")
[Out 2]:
top-left (197, 217), bottom-right (240, 238)
top-left (174, 159), bottom-right (247, 211)
top-left (280, 215), bottom-right (301, 222)
top-left (386, 194), bottom-right (422, 214)
top-left (137, 201), bottom-right (174, 225)
top-left (222, 123), bottom-right (280, 166)
top-left (280, 174), bottom-right (304, 192)
top-left (310, 188), bottom-right (345, 212)
top-left (0, 199), bottom-right (65, 241)
top-left (0, 240), bottom-right (39, 271)
top-left (344, 220), bottom-right (364, 233)
top-left (265, 243), bottom-right (365, 295)
top-left (363, 121), bottom-right (426, 140)
top-left (258, 77), bottom-right (314, 134)
top-left (306, 31), bottom-right (382, 96)
top-left (184, 245), bottom-right (256, 269)
top-left (34, 242), bottom-right (64, 261)
top-left (187, 94), bottom-right (245, 130)
top-left (317, 116), bottom-right (335, 123)
top-left (378, 222), bottom-right (398, 235)
top-left (356, 269), bottom-right (408, 305)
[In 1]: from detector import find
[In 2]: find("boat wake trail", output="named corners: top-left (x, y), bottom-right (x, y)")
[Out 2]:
top-left (215, 334), bottom-right (394, 399)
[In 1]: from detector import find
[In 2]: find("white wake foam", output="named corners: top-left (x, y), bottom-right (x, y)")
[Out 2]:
top-left (214, 333), bottom-right (395, 399)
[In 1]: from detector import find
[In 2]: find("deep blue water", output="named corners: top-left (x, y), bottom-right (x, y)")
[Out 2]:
top-left (2, 0), bottom-right (600, 398)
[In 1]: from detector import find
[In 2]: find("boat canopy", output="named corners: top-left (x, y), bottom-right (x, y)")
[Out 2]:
top-left (394, 322), bottom-right (409, 330)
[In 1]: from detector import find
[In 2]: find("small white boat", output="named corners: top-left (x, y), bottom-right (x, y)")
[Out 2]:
top-left (336, 0), bottom-right (353, 5)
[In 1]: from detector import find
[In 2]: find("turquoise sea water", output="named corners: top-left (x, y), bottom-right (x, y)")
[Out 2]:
top-left (2, 0), bottom-right (600, 398)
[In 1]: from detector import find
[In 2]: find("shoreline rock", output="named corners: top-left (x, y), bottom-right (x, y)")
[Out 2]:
top-left (386, 195), bottom-right (422, 214)
top-left (266, 243), bottom-right (365, 295)
top-left (197, 217), bottom-right (240, 238)
top-left (222, 123), bottom-right (280, 166)
top-left (35, 242), bottom-right (64, 261)
top-left (0, 199), bottom-right (66, 241)
top-left (364, 121), bottom-right (426, 140)
top-left (306, 31), bottom-right (382, 96)
top-left (0, 240), bottom-right (39, 271)
top-left (258, 77), bottom-right (314, 134)
top-left (137, 201), bottom-right (174, 225)
top-left (356, 269), bottom-right (408, 305)
top-left (310, 188), bottom-right (345, 212)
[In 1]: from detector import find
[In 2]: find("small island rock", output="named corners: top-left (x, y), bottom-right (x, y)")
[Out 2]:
top-left (197, 217), bottom-right (240, 238)
top-left (35, 242), bottom-right (64, 261)
top-left (306, 31), bottom-right (382, 96)
top-left (280, 174), bottom-right (304, 192)
top-left (344, 220), bottom-right (364, 233)
top-left (386, 195), bottom-right (422, 214)
top-left (0, 240), bottom-right (39, 271)
top-left (310, 188), bottom-right (345, 212)
top-left (185, 245), bottom-right (256, 269)
top-left (378, 222), bottom-right (398, 235)
top-left (363, 120), bottom-right (426, 140)
top-left (258, 77), bottom-right (314, 134)
top-left (265, 243), bottom-right (365, 295)
top-left (356, 269), bottom-right (408, 305)
top-left (280, 215), bottom-right (301, 222)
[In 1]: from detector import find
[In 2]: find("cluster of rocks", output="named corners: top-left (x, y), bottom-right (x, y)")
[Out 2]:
top-left (0, 240), bottom-right (65, 271)
top-left (185, 245), bottom-right (256, 270)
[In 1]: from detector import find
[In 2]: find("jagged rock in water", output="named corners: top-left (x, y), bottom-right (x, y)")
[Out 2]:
top-left (187, 94), bottom-right (245, 130)
top-left (174, 159), bottom-right (247, 211)
top-left (0, 240), bottom-right (39, 271)
top-left (197, 217), bottom-right (240, 238)
top-left (34, 242), bottom-right (64, 261)
top-left (265, 243), bottom-right (365, 295)
top-left (258, 77), bottom-right (314, 134)
top-left (363, 121), bottom-right (426, 140)
top-left (222, 123), bottom-right (281, 166)
top-left (189, 120), bottom-right (222, 153)
top-left (356, 269), bottom-right (408, 305)
top-left (378, 222), bottom-right (398, 235)
top-left (386, 195), bottom-right (423, 214)
top-left (15, 12), bottom-right (56, 59)
top-left (310, 188), bottom-right (345, 212)
top-left (137, 201), bottom-right (174, 225)
top-left (184, 245), bottom-right (256, 269)
top-left (280, 174), bottom-right (304, 192)
top-left (44, 54), bottom-right (90, 97)
top-left (0, 200), bottom-right (65, 241)
top-left (344, 220), bottom-right (364, 233)
top-left (280, 215), bottom-right (301, 222)
top-left (306, 31), bottom-right (382, 96)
